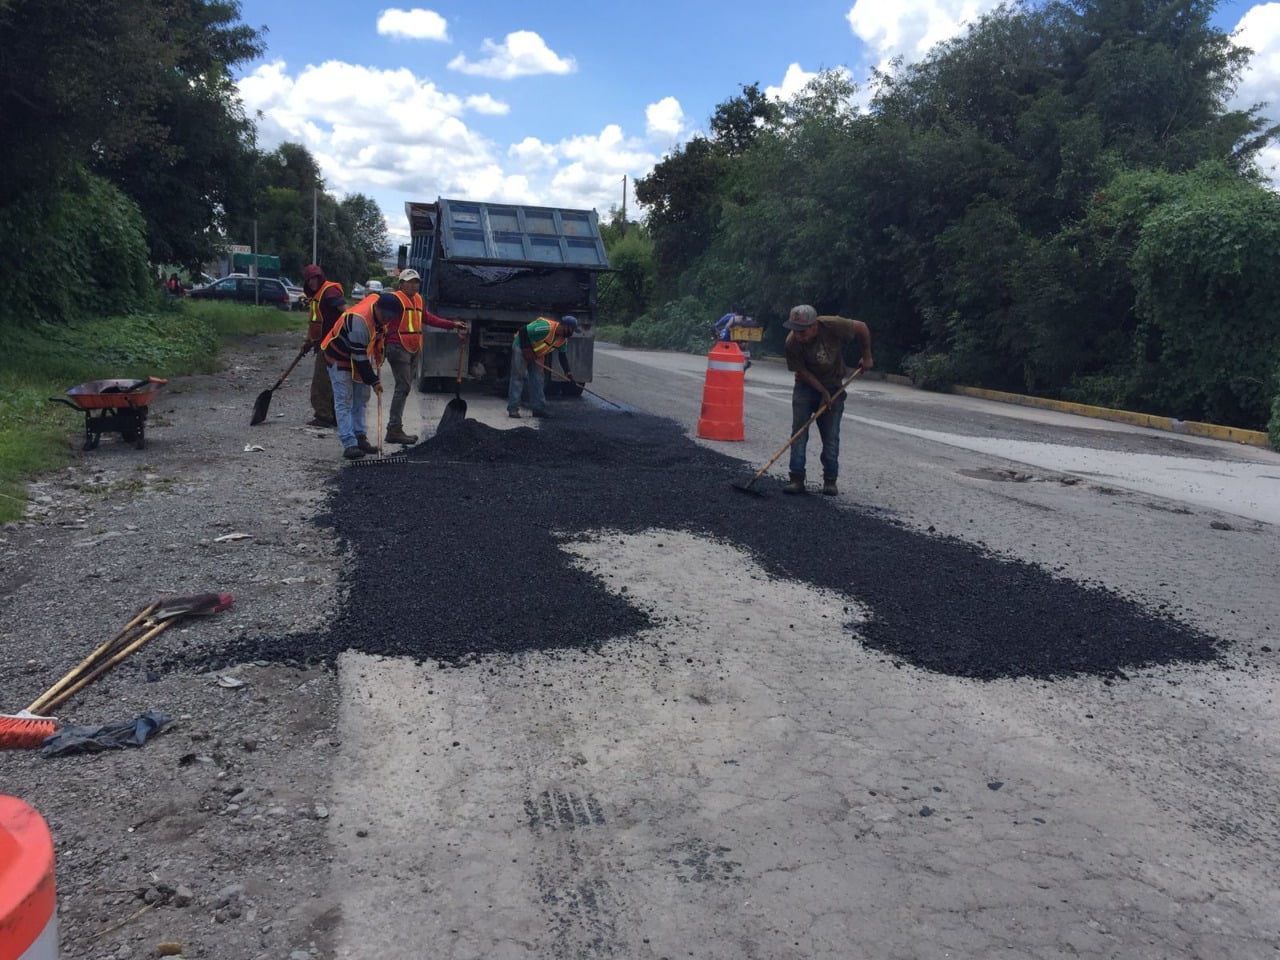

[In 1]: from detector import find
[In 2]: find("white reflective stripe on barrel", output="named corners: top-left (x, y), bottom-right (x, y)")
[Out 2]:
top-left (707, 361), bottom-right (745, 371)
top-left (18, 915), bottom-right (58, 960)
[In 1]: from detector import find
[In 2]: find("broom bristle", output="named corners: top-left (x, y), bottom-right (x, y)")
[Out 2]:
top-left (0, 714), bottom-right (58, 750)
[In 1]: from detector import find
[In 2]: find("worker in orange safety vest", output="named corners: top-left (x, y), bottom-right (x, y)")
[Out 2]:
top-left (301, 264), bottom-right (346, 428)
top-left (384, 269), bottom-right (467, 445)
top-left (321, 292), bottom-right (401, 460)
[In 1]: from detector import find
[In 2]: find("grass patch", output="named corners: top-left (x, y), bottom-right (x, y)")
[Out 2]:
top-left (0, 301), bottom-right (304, 523)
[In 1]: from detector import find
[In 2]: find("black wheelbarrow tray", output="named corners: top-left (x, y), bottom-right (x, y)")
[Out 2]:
top-left (50, 377), bottom-right (168, 450)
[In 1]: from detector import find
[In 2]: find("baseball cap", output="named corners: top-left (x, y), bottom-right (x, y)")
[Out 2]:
top-left (399, 269), bottom-right (420, 283)
top-left (783, 305), bottom-right (818, 331)
top-left (302, 264), bottom-right (324, 282)
top-left (560, 315), bottom-right (579, 332)
top-left (375, 292), bottom-right (404, 319)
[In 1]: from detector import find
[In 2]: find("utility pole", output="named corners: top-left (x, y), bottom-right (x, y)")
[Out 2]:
top-left (253, 219), bottom-right (260, 306)
top-left (621, 174), bottom-right (627, 225)
top-left (311, 187), bottom-right (318, 265)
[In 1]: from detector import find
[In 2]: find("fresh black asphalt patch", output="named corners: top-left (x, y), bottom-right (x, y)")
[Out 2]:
top-left (206, 406), bottom-right (1225, 680)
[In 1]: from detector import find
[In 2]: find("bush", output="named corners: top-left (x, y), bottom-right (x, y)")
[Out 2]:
top-left (620, 296), bottom-right (717, 353)
top-left (1270, 360), bottom-right (1280, 451)
top-left (0, 168), bottom-right (152, 326)
top-left (903, 352), bottom-right (956, 392)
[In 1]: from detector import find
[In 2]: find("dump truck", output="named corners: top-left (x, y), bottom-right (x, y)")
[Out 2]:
top-left (405, 198), bottom-right (611, 397)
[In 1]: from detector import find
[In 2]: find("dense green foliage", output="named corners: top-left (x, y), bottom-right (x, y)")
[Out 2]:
top-left (0, 170), bottom-right (153, 324)
top-left (0, 0), bottom-right (264, 268)
top-left (631, 0), bottom-right (1280, 434)
top-left (0, 1), bottom-right (390, 328)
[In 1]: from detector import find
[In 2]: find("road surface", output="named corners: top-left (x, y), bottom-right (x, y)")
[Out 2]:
top-left (329, 345), bottom-right (1280, 959)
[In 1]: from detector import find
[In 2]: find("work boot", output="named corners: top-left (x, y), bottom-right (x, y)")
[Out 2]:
top-left (342, 446), bottom-right (365, 460)
top-left (507, 408), bottom-right (521, 419)
top-left (385, 426), bottom-right (418, 445)
top-left (355, 434), bottom-right (378, 454)
top-left (823, 476), bottom-right (838, 497)
top-left (783, 472), bottom-right (806, 495)
top-left (308, 415), bottom-right (336, 428)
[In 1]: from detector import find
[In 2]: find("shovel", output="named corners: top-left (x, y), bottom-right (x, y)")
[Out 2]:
top-left (731, 366), bottom-right (864, 497)
top-left (250, 345), bottom-right (309, 425)
top-left (436, 331), bottom-right (468, 432)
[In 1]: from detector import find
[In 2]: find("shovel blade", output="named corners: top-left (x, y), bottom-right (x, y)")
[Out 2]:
top-left (250, 388), bottom-right (273, 425)
top-left (437, 397), bottom-right (467, 433)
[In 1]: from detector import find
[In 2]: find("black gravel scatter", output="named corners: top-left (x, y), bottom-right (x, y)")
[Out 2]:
top-left (202, 408), bottom-right (1225, 679)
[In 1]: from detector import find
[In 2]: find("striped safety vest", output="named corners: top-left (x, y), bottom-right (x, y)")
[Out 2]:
top-left (306, 280), bottom-right (344, 341)
top-left (321, 294), bottom-right (385, 382)
top-left (517, 317), bottom-right (571, 357)
top-left (391, 289), bottom-right (424, 354)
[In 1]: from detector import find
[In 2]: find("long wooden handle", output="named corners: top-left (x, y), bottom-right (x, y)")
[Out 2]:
top-left (272, 346), bottom-right (309, 391)
top-left (27, 601), bottom-right (159, 713)
top-left (545, 365), bottom-right (622, 409)
top-left (41, 618), bottom-right (178, 713)
top-left (745, 366), bottom-right (864, 484)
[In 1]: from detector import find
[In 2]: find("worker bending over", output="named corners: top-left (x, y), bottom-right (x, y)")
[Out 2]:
top-left (508, 315), bottom-right (578, 419)
top-left (322, 292), bottom-right (402, 460)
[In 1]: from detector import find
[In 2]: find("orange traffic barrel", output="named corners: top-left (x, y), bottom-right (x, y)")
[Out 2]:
top-left (0, 795), bottom-right (58, 960)
top-left (696, 342), bottom-right (746, 441)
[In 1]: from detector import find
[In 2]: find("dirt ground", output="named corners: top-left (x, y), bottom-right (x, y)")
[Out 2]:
top-left (1, 332), bottom-right (346, 960)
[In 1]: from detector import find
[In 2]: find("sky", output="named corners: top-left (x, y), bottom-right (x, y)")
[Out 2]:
top-left (233, 0), bottom-right (1280, 247)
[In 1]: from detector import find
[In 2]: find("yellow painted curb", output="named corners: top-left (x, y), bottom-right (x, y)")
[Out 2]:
top-left (951, 385), bottom-right (1272, 448)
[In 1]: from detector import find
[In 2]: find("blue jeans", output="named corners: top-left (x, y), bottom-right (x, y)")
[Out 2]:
top-left (328, 365), bottom-right (371, 450)
top-left (507, 348), bottom-right (547, 414)
top-left (788, 381), bottom-right (845, 479)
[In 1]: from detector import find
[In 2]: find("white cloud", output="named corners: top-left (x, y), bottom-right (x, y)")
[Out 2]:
top-left (1232, 4), bottom-right (1280, 114)
top-left (766, 63), bottom-right (819, 101)
top-left (465, 93), bottom-right (509, 115)
top-left (448, 30), bottom-right (575, 79)
top-left (238, 59), bottom-right (659, 242)
top-left (376, 8), bottom-right (450, 41)
top-left (847, 0), bottom-right (1002, 62)
top-left (645, 96), bottom-right (685, 140)
top-left (239, 60), bottom-right (497, 201)
top-left (508, 137), bottom-right (558, 171)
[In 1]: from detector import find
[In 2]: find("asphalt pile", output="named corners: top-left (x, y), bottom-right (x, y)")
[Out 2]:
top-left (205, 408), bottom-right (1224, 680)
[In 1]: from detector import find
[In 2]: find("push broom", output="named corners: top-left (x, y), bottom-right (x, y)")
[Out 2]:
top-left (0, 593), bottom-right (233, 749)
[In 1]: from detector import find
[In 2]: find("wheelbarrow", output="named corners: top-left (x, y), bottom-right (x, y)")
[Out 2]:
top-left (49, 378), bottom-right (168, 450)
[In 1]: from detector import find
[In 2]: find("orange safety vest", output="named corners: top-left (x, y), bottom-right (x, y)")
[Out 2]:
top-left (306, 280), bottom-right (344, 341)
top-left (321, 294), bottom-right (385, 382)
top-left (523, 316), bottom-right (571, 357)
top-left (391, 289), bottom-right (424, 354)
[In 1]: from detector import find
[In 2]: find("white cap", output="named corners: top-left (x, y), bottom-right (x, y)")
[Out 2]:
top-left (399, 269), bottom-right (420, 282)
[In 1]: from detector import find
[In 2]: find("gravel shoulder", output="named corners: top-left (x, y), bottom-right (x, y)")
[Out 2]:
top-left (1, 331), bottom-right (344, 960)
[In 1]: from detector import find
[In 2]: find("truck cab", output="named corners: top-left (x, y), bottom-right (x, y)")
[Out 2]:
top-left (406, 198), bottom-right (611, 396)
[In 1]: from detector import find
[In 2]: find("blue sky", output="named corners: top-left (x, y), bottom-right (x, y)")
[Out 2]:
top-left (233, 1), bottom-right (1280, 244)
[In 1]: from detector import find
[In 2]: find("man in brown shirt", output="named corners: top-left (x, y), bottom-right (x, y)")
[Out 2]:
top-left (782, 304), bottom-right (874, 495)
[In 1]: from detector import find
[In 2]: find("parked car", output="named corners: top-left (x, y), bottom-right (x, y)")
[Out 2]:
top-left (366, 280), bottom-right (384, 293)
top-left (278, 277), bottom-right (306, 310)
top-left (188, 276), bottom-right (294, 310)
